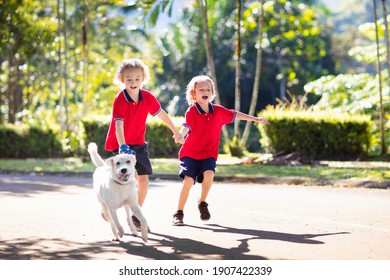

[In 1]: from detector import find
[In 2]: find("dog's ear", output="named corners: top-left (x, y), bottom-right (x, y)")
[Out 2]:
top-left (106, 157), bottom-right (115, 167)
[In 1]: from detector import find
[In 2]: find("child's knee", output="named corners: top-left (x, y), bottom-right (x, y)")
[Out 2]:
top-left (184, 175), bottom-right (195, 185)
top-left (203, 170), bottom-right (214, 179)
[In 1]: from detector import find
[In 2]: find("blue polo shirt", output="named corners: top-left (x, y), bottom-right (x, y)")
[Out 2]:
top-left (179, 103), bottom-right (236, 161)
top-left (105, 89), bottom-right (161, 151)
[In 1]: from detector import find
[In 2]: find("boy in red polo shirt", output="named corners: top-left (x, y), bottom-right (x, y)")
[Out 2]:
top-left (172, 75), bottom-right (267, 225)
top-left (105, 58), bottom-right (182, 229)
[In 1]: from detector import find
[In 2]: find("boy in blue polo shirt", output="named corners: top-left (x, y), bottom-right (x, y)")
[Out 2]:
top-left (172, 75), bottom-right (267, 225)
top-left (105, 58), bottom-right (183, 229)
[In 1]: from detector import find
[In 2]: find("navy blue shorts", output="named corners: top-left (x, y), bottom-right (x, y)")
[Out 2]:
top-left (112, 143), bottom-right (152, 176)
top-left (179, 157), bottom-right (216, 183)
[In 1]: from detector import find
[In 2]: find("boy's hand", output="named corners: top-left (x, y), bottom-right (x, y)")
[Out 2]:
top-left (173, 132), bottom-right (185, 144)
top-left (258, 117), bottom-right (268, 124)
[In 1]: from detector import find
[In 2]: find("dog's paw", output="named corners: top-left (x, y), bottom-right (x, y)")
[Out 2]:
top-left (141, 227), bottom-right (148, 243)
top-left (130, 228), bottom-right (138, 236)
top-left (117, 226), bottom-right (125, 238)
top-left (87, 142), bottom-right (98, 154)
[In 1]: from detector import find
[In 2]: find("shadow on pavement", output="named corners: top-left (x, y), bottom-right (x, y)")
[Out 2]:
top-left (0, 238), bottom-right (120, 260)
top-left (141, 232), bottom-right (268, 260)
top-left (187, 224), bottom-right (350, 245)
top-left (0, 175), bottom-right (91, 197)
top-left (0, 235), bottom-right (267, 260)
top-left (0, 223), bottom-right (350, 260)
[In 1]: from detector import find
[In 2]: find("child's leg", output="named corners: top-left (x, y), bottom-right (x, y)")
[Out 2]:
top-left (199, 170), bottom-right (214, 203)
top-left (137, 174), bottom-right (149, 207)
top-left (178, 176), bottom-right (195, 211)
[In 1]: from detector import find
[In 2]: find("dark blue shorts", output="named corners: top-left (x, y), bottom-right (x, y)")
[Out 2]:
top-left (112, 143), bottom-right (152, 175)
top-left (179, 157), bottom-right (216, 183)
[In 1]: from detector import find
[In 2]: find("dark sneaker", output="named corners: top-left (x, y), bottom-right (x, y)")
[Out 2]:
top-left (198, 201), bottom-right (210, 221)
top-left (172, 210), bottom-right (184, 226)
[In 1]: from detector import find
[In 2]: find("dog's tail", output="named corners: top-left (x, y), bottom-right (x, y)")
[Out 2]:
top-left (87, 142), bottom-right (106, 167)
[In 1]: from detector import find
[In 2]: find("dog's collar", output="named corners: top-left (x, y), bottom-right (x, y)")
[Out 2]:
top-left (113, 178), bottom-right (127, 185)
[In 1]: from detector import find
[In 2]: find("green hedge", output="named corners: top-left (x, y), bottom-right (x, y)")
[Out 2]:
top-left (0, 125), bottom-right (62, 158)
top-left (257, 109), bottom-right (373, 160)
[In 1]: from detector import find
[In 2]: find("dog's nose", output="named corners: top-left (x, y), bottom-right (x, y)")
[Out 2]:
top-left (120, 168), bottom-right (127, 174)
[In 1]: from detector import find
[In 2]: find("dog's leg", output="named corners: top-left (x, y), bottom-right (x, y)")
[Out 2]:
top-left (124, 205), bottom-right (138, 237)
top-left (101, 205), bottom-right (120, 241)
top-left (130, 205), bottom-right (148, 242)
top-left (109, 208), bottom-right (124, 241)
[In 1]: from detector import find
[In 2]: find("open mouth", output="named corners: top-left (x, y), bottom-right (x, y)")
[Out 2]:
top-left (202, 96), bottom-right (208, 100)
top-left (118, 173), bottom-right (130, 181)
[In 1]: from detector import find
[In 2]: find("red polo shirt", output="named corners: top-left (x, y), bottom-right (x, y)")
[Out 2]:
top-left (179, 103), bottom-right (236, 161)
top-left (105, 89), bottom-right (161, 151)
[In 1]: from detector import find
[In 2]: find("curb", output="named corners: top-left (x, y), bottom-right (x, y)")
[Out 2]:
top-left (1, 169), bottom-right (389, 189)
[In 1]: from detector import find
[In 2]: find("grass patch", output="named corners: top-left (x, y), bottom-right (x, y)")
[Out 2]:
top-left (0, 156), bottom-right (389, 181)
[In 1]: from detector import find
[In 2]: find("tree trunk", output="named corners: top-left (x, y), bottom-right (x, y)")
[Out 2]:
top-left (63, 0), bottom-right (70, 132)
top-left (373, 0), bottom-right (387, 155)
top-left (7, 49), bottom-right (23, 124)
top-left (277, 52), bottom-right (286, 101)
top-left (82, 1), bottom-right (89, 115)
top-left (241, 0), bottom-right (265, 146)
top-left (198, 0), bottom-right (229, 143)
top-left (381, 0), bottom-right (390, 97)
top-left (57, 0), bottom-right (65, 137)
top-left (234, 0), bottom-right (241, 136)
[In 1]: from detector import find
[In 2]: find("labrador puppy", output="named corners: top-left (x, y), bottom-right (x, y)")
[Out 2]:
top-left (87, 142), bottom-right (148, 242)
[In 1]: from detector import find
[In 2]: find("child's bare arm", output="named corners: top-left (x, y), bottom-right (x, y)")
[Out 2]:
top-left (179, 126), bottom-right (190, 137)
top-left (235, 111), bottom-right (267, 124)
top-left (156, 109), bottom-right (184, 143)
top-left (115, 120), bottom-right (126, 145)
top-left (176, 126), bottom-right (189, 145)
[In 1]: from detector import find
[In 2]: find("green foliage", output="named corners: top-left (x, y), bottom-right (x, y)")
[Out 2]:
top-left (145, 117), bottom-right (181, 158)
top-left (304, 73), bottom-right (390, 116)
top-left (82, 115), bottom-right (112, 158)
top-left (258, 107), bottom-right (373, 160)
top-left (0, 125), bottom-right (62, 158)
top-left (223, 134), bottom-right (247, 158)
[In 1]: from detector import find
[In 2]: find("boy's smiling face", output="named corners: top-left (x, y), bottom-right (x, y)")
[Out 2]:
top-left (194, 80), bottom-right (215, 105)
top-left (121, 67), bottom-right (144, 95)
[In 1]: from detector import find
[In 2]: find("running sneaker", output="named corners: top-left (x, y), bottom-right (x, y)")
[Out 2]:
top-left (198, 201), bottom-right (210, 221)
top-left (172, 210), bottom-right (184, 226)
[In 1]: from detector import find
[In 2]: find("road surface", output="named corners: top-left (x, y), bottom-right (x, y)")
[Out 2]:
top-left (0, 174), bottom-right (389, 260)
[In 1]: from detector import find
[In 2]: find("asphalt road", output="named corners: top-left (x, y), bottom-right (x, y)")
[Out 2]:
top-left (0, 173), bottom-right (390, 260)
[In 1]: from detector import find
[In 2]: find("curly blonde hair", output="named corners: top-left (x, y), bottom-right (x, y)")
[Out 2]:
top-left (113, 58), bottom-right (150, 87)
top-left (185, 75), bottom-right (216, 105)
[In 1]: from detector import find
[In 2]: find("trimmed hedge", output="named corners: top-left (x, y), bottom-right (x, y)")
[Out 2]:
top-left (0, 125), bottom-right (62, 158)
top-left (257, 109), bottom-right (373, 160)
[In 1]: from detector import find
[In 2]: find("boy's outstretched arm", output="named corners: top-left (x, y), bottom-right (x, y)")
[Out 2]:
top-left (156, 109), bottom-right (184, 143)
top-left (235, 111), bottom-right (268, 124)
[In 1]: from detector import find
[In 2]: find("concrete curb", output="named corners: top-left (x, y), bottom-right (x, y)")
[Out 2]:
top-left (1, 169), bottom-right (389, 189)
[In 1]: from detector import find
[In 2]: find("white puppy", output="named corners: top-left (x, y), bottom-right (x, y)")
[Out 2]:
top-left (87, 142), bottom-right (148, 242)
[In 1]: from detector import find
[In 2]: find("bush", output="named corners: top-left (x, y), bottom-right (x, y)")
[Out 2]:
top-left (82, 116), bottom-right (112, 158)
top-left (0, 125), bottom-right (62, 158)
top-left (257, 108), bottom-right (373, 160)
